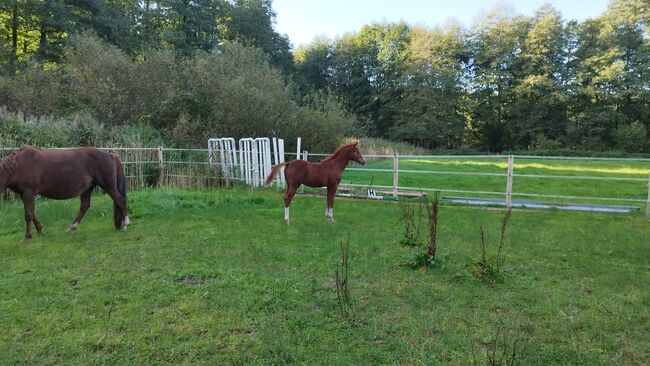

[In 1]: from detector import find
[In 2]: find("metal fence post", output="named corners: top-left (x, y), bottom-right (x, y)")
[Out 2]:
top-left (393, 152), bottom-right (399, 198)
top-left (506, 155), bottom-right (514, 208)
top-left (646, 168), bottom-right (650, 218)
top-left (157, 146), bottom-right (164, 187)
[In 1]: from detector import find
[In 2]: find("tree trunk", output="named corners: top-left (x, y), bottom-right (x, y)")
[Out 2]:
top-left (38, 22), bottom-right (47, 57)
top-left (10, 2), bottom-right (18, 66)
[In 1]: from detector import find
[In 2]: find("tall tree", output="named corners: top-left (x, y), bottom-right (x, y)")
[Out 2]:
top-left (509, 5), bottom-right (569, 148)
top-left (221, 0), bottom-right (293, 73)
top-left (389, 22), bottom-right (468, 148)
top-left (328, 22), bottom-right (410, 136)
top-left (468, 5), bottom-right (529, 151)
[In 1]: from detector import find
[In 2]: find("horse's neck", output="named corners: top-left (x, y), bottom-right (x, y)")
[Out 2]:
top-left (322, 152), bottom-right (350, 171)
top-left (0, 158), bottom-right (15, 186)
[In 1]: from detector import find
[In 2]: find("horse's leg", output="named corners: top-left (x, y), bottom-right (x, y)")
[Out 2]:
top-left (67, 188), bottom-right (92, 233)
top-left (326, 185), bottom-right (338, 223)
top-left (33, 215), bottom-right (44, 234)
top-left (104, 188), bottom-right (128, 230)
top-left (284, 184), bottom-right (298, 225)
top-left (21, 191), bottom-right (35, 241)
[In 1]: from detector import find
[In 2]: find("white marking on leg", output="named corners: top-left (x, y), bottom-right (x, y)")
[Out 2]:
top-left (125, 216), bottom-right (130, 226)
top-left (67, 222), bottom-right (79, 232)
top-left (326, 207), bottom-right (334, 222)
top-left (284, 206), bottom-right (290, 224)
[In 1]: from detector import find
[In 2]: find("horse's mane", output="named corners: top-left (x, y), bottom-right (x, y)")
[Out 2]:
top-left (321, 143), bottom-right (357, 163)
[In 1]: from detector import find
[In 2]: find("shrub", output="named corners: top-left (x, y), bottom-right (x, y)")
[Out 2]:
top-left (614, 122), bottom-right (648, 153)
top-left (474, 209), bottom-right (512, 283)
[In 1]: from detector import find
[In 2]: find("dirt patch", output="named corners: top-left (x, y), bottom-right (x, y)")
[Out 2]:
top-left (174, 276), bottom-right (204, 285)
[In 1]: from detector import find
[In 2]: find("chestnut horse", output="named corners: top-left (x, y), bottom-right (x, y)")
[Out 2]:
top-left (264, 142), bottom-right (366, 224)
top-left (0, 146), bottom-right (129, 241)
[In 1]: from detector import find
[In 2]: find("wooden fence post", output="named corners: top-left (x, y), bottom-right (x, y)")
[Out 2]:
top-left (296, 137), bottom-right (301, 160)
top-left (393, 152), bottom-right (399, 198)
top-left (157, 146), bottom-right (164, 187)
top-left (645, 168), bottom-right (650, 218)
top-left (302, 150), bottom-right (308, 193)
top-left (506, 155), bottom-right (514, 208)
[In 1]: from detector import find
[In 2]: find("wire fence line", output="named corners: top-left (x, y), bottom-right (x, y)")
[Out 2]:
top-left (0, 146), bottom-right (649, 216)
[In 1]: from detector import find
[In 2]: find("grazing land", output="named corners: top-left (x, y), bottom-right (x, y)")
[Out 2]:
top-left (0, 188), bottom-right (648, 365)
top-left (339, 156), bottom-right (650, 206)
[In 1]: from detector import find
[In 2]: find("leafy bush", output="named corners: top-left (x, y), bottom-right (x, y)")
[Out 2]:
top-left (1, 33), bottom-right (356, 152)
top-left (0, 108), bottom-right (164, 147)
top-left (614, 122), bottom-right (648, 153)
top-left (474, 209), bottom-right (512, 284)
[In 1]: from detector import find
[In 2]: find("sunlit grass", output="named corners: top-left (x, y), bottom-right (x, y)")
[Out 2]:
top-left (393, 158), bottom-right (650, 176)
top-left (341, 156), bottom-right (650, 206)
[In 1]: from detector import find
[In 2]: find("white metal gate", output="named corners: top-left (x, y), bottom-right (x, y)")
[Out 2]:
top-left (208, 137), bottom-right (285, 187)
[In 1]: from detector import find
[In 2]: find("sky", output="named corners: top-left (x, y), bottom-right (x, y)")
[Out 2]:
top-left (272, 0), bottom-right (612, 48)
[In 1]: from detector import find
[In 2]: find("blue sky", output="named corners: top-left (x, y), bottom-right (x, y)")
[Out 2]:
top-left (273, 0), bottom-right (611, 48)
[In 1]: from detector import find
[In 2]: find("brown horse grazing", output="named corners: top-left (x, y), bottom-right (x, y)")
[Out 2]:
top-left (264, 142), bottom-right (366, 224)
top-left (0, 146), bottom-right (129, 241)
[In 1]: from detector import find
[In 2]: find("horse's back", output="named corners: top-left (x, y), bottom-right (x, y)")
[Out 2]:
top-left (285, 160), bottom-right (332, 187)
top-left (12, 147), bottom-right (117, 199)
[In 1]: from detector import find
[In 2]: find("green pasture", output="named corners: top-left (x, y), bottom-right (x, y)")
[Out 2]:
top-left (339, 156), bottom-right (650, 206)
top-left (0, 188), bottom-right (648, 365)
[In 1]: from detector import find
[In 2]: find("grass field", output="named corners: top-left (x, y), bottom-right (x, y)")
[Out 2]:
top-left (0, 188), bottom-right (648, 365)
top-left (338, 156), bottom-right (650, 206)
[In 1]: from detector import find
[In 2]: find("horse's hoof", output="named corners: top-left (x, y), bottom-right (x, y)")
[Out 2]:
top-left (285, 219), bottom-right (290, 226)
top-left (66, 224), bottom-right (78, 233)
top-left (22, 236), bottom-right (31, 243)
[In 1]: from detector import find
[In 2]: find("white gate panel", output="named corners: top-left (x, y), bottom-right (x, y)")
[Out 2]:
top-left (210, 136), bottom-right (290, 187)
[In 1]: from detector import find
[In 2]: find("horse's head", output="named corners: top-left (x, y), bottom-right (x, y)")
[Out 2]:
top-left (348, 142), bottom-right (366, 165)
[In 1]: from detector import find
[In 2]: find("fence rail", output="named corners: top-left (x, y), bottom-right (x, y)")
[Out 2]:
top-left (0, 147), bottom-right (648, 216)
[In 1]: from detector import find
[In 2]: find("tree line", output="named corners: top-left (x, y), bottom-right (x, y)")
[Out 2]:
top-left (294, 0), bottom-right (649, 152)
top-left (0, 0), bottom-right (648, 153)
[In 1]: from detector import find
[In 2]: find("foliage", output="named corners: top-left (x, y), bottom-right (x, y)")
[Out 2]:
top-left (472, 325), bottom-right (527, 366)
top-left (334, 237), bottom-right (354, 322)
top-left (294, 1), bottom-right (650, 152)
top-left (475, 209), bottom-right (513, 283)
top-left (1, 1), bottom-right (649, 153)
top-left (351, 137), bottom-right (430, 156)
top-left (402, 192), bottom-right (442, 270)
top-left (614, 122), bottom-right (648, 153)
top-left (0, 33), bottom-right (355, 152)
top-left (0, 108), bottom-right (164, 147)
top-left (397, 198), bottom-right (426, 247)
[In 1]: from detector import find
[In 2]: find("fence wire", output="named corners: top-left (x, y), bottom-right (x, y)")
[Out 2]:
top-left (0, 147), bottom-right (648, 214)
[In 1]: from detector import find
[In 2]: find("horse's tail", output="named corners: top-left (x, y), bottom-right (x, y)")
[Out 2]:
top-left (113, 156), bottom-right (128, 230)
top-left (264, 162), bottom-right (287, 187)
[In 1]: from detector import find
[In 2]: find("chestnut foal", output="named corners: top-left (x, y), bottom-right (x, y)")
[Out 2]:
top-left (265, 142), bottom-right (366, 224)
